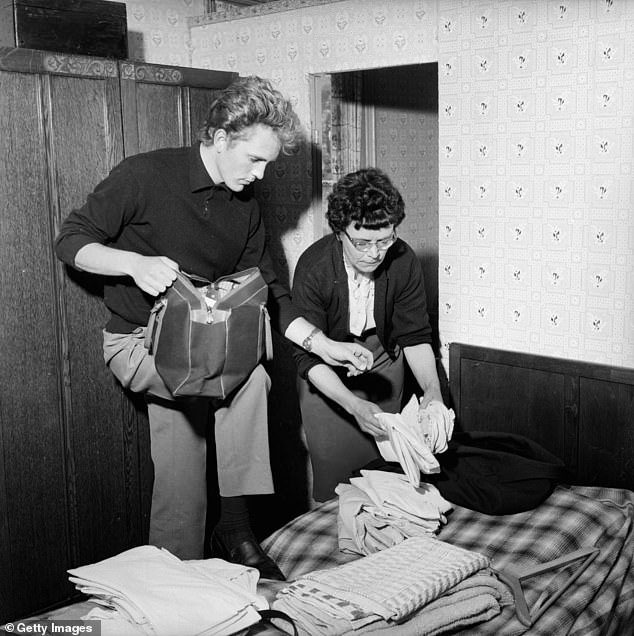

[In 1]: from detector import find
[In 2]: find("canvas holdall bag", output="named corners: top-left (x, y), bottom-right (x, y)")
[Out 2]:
top-left (144, 267), bottom-right (272, 399)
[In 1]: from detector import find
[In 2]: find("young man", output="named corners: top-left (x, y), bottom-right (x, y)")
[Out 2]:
top-left (55, 76), bottom-right (371, 580)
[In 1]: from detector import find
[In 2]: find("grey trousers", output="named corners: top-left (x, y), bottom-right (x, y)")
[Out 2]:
top-left (103, 328), bottom-right (273, 559)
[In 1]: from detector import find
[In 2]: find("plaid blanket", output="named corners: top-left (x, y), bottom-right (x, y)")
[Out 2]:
top-left (261, 485), bottom-right (634, 635)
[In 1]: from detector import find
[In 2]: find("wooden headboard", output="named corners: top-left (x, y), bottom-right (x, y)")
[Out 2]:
top-left (448, 343), bottom-right (634, 490)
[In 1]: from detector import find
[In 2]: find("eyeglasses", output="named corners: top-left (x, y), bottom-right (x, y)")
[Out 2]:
top-left (341, 229), bottom-right (397, 253)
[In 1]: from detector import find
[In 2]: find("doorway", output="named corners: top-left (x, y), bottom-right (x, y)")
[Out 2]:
top-left (310, 63), bottom-right (440, 350)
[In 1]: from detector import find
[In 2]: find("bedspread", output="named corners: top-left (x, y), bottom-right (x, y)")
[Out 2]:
top-left (261, 485), bottom-right (634, 635)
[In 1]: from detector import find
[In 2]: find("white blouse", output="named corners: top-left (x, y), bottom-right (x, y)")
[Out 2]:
top-left (343, 256), bottom-right (376, 336)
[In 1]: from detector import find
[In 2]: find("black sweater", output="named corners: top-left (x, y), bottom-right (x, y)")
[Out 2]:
top-left (291, 233), bottom-right (433, 379)
top-left (55, 144), bottom-right (299, 334)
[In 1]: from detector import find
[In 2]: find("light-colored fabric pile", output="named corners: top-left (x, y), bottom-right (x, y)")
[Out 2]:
top-left (352, 573), bottom-right (514, 636)
top-left (376, 396), bottom-right (455, 485)
top-left (272, 535), bottom-right (491, 636)
top-left (336, 470), bottom-right (453, 555)
top-left (67, 545), bottom-right (268, 636)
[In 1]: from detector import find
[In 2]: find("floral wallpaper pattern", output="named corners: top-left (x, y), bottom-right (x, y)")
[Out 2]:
top-left (119, 0), bottom-right (206, 66)
top-left (437, 0), bottom-right (634, 368)
top-left (123, 0), bottom-right (634, 370)
top-left (189, 0), bottom-right (438, 272)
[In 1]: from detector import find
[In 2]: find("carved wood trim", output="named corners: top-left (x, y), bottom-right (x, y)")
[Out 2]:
top-left (0, 46), bottom-right (118, 77)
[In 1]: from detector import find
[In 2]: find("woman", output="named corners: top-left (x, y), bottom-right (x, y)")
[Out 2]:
top-left (292, 167), bottom-right (444, 501)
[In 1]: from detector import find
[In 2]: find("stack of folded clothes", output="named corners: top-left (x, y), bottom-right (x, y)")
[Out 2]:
top-left (67, 545), bottom-right (268, 636)
top-left (272, 535), bottom-right (504, 636)
top-left (336, 470), bottom-right (453, 555)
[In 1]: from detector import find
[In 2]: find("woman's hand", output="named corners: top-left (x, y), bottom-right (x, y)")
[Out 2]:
top-left (346, 397), bottom-right (385, 438)
top-left (418, 386), bottom-right (444, 409)
top-left (311, 333), bottom-right (374, 375)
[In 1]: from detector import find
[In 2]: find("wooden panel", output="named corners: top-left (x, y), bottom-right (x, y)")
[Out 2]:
top-left (189, 87), bottom-right (223, 142)
top-left (119, 62), bottom-right (236, 158)
top-left (10, 0), bottom-right (128, 59)
top-left (47, 72), bottom-right (146, 563)
top-left (579, 378), bottom-right (634, 489)
top-left (457, 359), bottom-right (567, 462)
top-left (136, 82), bottom-right (186, 152)
top-left (0, 49), bottom-right (236, 621)
top-left (449, 343), bottom-right (634, 488)
top-left (0, 69), bottom-right (71, 621)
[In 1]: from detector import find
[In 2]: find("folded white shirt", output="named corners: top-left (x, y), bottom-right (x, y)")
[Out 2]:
top-left (68, 545), bottom-right (268, 636)
top-left (375, 396), bottom-right (455, 486)
top-left (352, 470), bottom-right (452, 522)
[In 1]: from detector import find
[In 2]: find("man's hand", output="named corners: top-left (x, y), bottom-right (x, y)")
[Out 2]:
top-left (128, 255), bottom-right (179, 296)
top-left (310, 332), bottom-right (373, 376)
top-left (73, 244), bottom-right (180, 296)
top-left (346, 397), bottom-right (385, 438)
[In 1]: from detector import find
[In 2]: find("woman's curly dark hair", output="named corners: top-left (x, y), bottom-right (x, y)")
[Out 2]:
top-left (326, 168), bottom-right (405, 233)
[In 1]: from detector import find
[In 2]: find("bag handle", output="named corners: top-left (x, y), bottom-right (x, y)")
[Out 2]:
top-left (258, 609), bottom-right (298, 636)
top-left (181, 270), bottom-right (211, 285)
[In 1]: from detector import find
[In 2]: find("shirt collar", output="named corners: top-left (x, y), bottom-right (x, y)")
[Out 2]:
top-left (189, 142), bottom-right (233, 200)
top-left (343, 252), bottom-right (374, 283)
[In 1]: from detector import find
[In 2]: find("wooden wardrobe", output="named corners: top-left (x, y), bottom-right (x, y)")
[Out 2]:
top-left (0, 46), bottom-right (236, 622)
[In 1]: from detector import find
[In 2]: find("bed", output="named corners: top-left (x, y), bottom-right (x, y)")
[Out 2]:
top-left (255, 343), bottom-right (634, 635)
top-left (23, 344), bottom-right (634, 635)
top-left (260, 485), bottom-right (634, 634)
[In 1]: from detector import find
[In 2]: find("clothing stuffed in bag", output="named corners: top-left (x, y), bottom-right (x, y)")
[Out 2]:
top-left (358, 431), bottom-right (569, 515)
top-left (144, 268), bottom-right (272, 399)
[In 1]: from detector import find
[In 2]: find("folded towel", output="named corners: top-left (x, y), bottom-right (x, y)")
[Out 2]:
top-left (346, 572), bottom-right (514, 635)
top-left (376, 397), bottom-right (455, 486)
top-left (68, 545), bottom-right (268, 636)
top-left (273, 536), bottom-right (489, 635)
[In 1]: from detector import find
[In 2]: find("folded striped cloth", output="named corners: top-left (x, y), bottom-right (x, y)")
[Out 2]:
top-left (347, 573), bottom-right (514, 636)
top-left (273, 535), bottom-right (489, 635)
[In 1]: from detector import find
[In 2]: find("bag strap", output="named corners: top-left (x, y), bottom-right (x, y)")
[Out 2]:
top-left (262, 306), bottom-right (273, 361)
top-left (144, 298), bottom-right (166, 353)
top-left (258, 609), bottom-right (298, 635)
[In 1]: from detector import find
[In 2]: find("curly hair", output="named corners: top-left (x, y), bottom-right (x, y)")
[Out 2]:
top-left (197, 75), bottom-right (300, 154)
top-left (326, 168), bottom-right (405, 233)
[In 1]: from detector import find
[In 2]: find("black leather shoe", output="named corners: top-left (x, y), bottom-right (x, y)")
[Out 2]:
top-left (210, 532), bottom-right (286, 581)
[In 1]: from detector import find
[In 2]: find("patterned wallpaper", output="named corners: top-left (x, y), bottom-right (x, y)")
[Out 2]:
top-left (124, 0), bottom-right (634, 371)
top-left (118, 0), bottom-right (206, 66)
top-left (437, 0), bottom-right (634, 369)
top-left (189, 0), bottom-right (438, 272)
